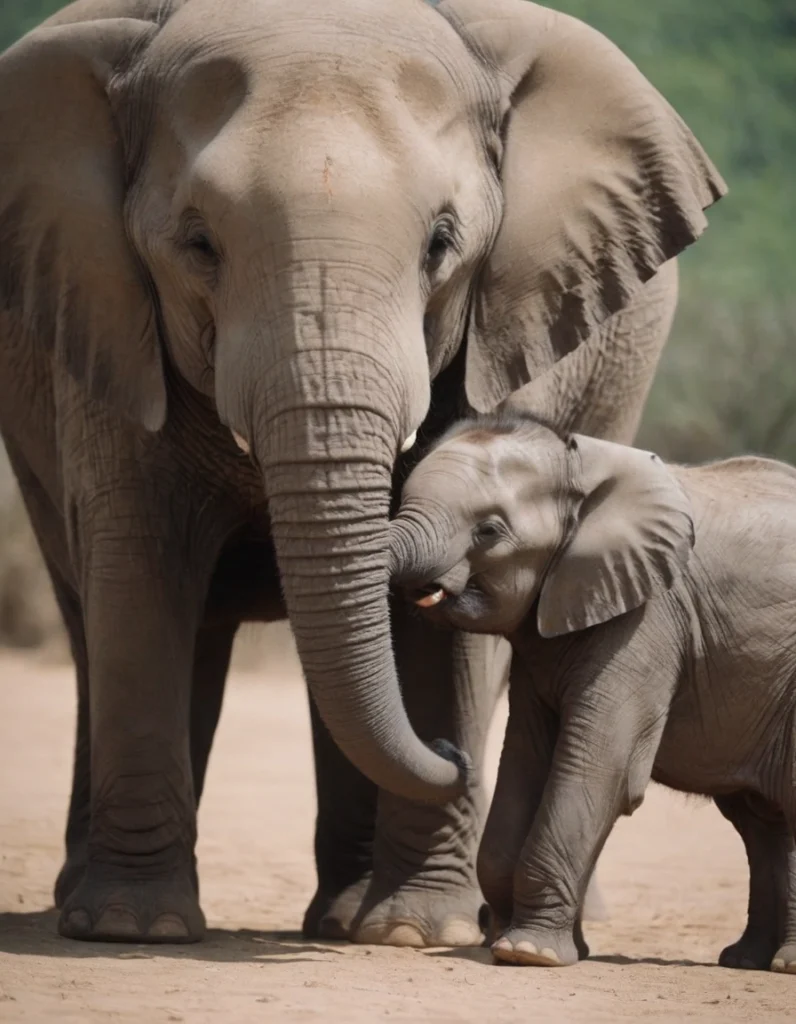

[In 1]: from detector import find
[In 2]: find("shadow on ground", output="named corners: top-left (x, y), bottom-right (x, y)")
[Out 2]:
top-left (425, 945), bottom-right (716, 970)
top-left (1, 911), bottom-right (722, 970)
top-left (0, 909), bottom-right (347, 964)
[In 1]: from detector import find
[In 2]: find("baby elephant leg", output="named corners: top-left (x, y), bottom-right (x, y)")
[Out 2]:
top-left (716, 793), bottom-right (796, 973)
top-left (492, 688), bottom-right (665, 967)
top-left (477, 677), bottom-right (558, 941)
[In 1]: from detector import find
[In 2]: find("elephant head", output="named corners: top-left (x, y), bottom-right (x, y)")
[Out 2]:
top-left (391, 413), bottom-right (695, 637)
top-left (0, 0), bottom-right (723, 800)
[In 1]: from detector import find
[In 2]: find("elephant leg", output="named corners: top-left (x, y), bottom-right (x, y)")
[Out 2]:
top-left (716, 793), bottom-right (796, 972)
top-left (350, 608), bottom-right (509, 947)
top-left (186, 621), bottom-right (238, 895)
top-left (2, 438), bottom-right (91, 909)
top-left (54, 592), bottom-right (235, 910)
top-left (476, 669), bottom-right (594, 960)
top-left (190, 622), bottom-right (237, 807)
top-left (303, 696), bottom-right (378, 939)
top-left (492, 682), bottom-right (664, 967)
top-left (476, 668), bottom-right (557, 936)
top-left (57, 493), bottom-right (214, 944)
top-left (52, 572), bottom-right (90, 909)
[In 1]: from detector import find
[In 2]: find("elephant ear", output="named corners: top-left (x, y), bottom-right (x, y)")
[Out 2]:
top-left (537, 435), bottom-right (694, 638)
top-left (0, 18), bottom-right (166, 431)
top-left (438, 0), bottom-right (726, 413)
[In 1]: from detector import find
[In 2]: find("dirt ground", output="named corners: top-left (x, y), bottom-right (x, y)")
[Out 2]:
top-left (0, 650), bottom-right (793, 1023)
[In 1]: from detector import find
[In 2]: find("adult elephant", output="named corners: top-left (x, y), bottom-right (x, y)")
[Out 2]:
top-left (0, 0), bottom-right (724, 944)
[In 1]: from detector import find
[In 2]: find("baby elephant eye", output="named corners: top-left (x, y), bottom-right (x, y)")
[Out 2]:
top-left (473, 520), bottom-right (503, 544)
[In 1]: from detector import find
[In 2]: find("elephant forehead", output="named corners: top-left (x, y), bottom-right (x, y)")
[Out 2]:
top-left (152, 0), bottom-right (475, 114)
top-left (405, 440), bottom-right (501, 507)
top-left (143, 0), bottom-right (490, 184)
top-left (405, 429), bottom-right (566, 512)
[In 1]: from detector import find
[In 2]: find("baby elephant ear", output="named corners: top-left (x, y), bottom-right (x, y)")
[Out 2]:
top-left (538, 435), bottom-right (694, 638)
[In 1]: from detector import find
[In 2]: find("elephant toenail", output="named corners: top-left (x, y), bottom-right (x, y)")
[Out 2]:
top-left (94, 905), bottom-right (140, 938)
top-left (61, 909), bottom-right (92, 936)
top-left (148, 914), bottom-right (190, 940)
top-left (492, 937), bottom-right (512, 952)
top-left (382, 923), bottom-right (426, 948)
top-left (771, 958), bottom-right (785, 971)
top-left (515, 940), bottom-right (540, 956)
top-left (438, 919), bottom-right (483, 947)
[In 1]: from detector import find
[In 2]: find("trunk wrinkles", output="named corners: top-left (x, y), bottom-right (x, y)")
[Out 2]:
top-left (257, 353), bottom-right (467, 802)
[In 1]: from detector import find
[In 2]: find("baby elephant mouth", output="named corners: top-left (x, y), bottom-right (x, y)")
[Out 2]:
top-left (414, 587), bottom-right (447, 608)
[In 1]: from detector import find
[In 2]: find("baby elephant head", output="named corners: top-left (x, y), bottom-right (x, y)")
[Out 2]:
top-left (390, 415), bottom-right (695, 637)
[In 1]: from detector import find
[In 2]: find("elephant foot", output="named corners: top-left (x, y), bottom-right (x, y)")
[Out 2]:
top-left (491, 925), bottom-right (579, 967)
top-left (351, 882), bottom-right (485, 948)
top-left (58, 868), bottom-right (205, 943)
top-left (487, 915), bottom-right (589, 962)
top-left (719, 930), bottom-right (780, 971)
top-left (54, 850), bottom-right (87, 909)
top-left (770, 943), bottom-right (796, 974)
top-left (303, 875), bottom-right (372, 940)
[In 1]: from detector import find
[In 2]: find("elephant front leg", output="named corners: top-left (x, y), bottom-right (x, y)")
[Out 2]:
top-left (302, 696), bottom-right (378, 940)
top-left (58, 522), bottom-right (210, 944)
top-left (349, 609), bottom-right (509, 947)
top-left (476, 671), bottom-right (558, 939)
top-left (48, 566), bottom-right (90, 910)
top-left (492, 684), bottom-right (665, 967)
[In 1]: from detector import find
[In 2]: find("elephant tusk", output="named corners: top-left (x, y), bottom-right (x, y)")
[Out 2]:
top-left (415, 588), bottom-right (446, 608)
top-left (400, 430), bottom-right (417, 454)
top-left (231, 430), bottom-right (250, 455)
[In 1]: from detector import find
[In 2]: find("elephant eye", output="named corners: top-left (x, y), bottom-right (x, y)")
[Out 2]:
top-left (177, 210), bottom-right (222, 269)
top-left (473, 519), bottom-right (504, 546)
top-left (186, 232), bottom-right (220, 264)
top-left (424, 214), bottom-right (458, 275)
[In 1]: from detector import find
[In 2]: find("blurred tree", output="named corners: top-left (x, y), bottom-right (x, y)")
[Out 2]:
top-left (0, 1), bottom-right (68, 51)
top-left (553, 0), bottom-right (796, 459)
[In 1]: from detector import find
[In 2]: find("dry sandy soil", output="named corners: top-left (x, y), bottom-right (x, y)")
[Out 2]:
top-left (0, 648), bottom-right (793, 1023)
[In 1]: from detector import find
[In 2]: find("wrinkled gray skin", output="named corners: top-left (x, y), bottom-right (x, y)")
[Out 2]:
top-left (392, 415), bottom-right (796, 971)
top-left (0, 0), bottom-right (724, 945)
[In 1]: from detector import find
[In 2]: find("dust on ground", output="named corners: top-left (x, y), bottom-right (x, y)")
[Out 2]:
top-left (0, 652), bottom-right (792, 1022)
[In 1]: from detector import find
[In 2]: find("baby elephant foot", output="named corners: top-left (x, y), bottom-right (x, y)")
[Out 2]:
top-left (719, 930), bottom-right (779, 971)
top-left (492, 926), bottom-right (579, 967)
top-left (58, 868), bottom-right (205, 943)
top-left (352, 884), bottom-right (484, 948)
top-left (771, 943), bottom-right (796, 974)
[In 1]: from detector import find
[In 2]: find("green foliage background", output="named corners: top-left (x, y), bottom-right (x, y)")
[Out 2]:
top-left (0, 0), bottom-right (793, 645)
top-left (555, 0), bottom-right (796, 461)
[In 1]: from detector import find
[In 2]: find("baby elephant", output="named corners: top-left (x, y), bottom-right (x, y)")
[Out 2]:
top-left (390, 412), bottom-right (796, 972)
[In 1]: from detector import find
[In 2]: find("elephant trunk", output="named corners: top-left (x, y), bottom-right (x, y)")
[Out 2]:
top-left (389, 500), bottom-right (458, 583)
top-left (256, 356), bottom-right (468, 804)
